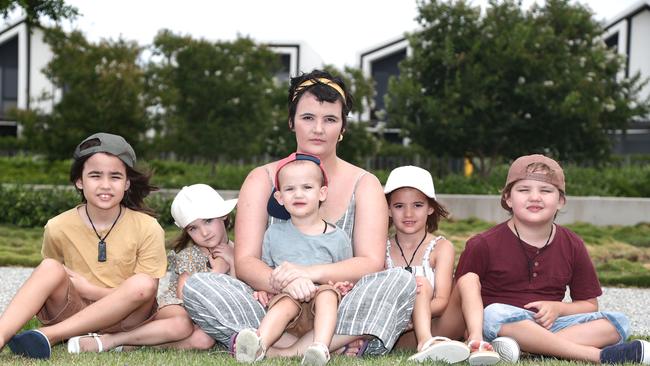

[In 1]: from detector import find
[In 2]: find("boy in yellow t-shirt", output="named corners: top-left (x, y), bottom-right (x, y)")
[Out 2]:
top-left (0, 132), bottom-right (167, 359)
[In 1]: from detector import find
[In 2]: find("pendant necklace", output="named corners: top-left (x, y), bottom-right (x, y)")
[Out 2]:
top-left (85, 204), bottom-right (122, 262)
top-left (394, 231), bottom-right (428, 273)
top-left (513, 222), bottom-right (553, 282)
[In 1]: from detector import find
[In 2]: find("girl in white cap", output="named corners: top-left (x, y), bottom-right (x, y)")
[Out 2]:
top-left (67, 184), bottom-right (237, 352)
top-left (385, 166), bottom-right (501, 365)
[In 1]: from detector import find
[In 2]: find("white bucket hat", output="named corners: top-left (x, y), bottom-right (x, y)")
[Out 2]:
top-left (384, 165), bottom-right (436, 199)
top-left (171, 184), bottom-right (238, 228)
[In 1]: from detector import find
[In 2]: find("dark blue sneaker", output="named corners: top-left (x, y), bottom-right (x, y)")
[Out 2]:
top-left (7, 329), bottom-right (52, 359)
top-left (600, 340), bottom-right (649, 364)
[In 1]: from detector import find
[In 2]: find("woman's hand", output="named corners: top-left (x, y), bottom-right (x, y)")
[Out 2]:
top-left (270, 262), bottom-right (311, 292)
top-left (282, 277), bottom-right (317, 302)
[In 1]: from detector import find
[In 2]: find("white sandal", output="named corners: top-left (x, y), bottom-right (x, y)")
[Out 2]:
top-left (67, 333), bottom-right (123, 354)
top-left (235, 328), bottom-right (265, 363)
top-left (302, 342), bottom-right (330, 366)
top-left (408, 336), bottom-right (470, 363)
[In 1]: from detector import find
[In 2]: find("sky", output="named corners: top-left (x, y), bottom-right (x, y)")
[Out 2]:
top-left (17, 0), bottom-right (644, 68)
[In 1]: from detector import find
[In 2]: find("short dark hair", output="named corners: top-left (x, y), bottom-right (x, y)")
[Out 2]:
top-left (288, 69), bottom-right (354, 130)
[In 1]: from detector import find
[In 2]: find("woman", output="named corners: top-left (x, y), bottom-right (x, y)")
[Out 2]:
top-left (182, 69), bottom-right (415, 357)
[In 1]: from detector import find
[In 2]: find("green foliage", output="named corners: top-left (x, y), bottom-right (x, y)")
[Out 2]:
top-left (145, 30), bottom-right (284, 162)
top-left (19, 27), bottom-right (149, 160)
top-left (0, 184), bottom-right (79, 227)
top-left (4, 156), bottom-right (650, 197)
top-left (387, 0), bottom-right (650, 174)
top-left (0, 0), bottom-right (78, 24)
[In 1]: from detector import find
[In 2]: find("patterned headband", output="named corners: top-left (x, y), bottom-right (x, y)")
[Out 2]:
top-left (292, 77), bottom-right (346, 102)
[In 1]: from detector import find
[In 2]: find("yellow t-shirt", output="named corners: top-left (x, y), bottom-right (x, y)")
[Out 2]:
top-left (41, 205), bottom-right (167, 288)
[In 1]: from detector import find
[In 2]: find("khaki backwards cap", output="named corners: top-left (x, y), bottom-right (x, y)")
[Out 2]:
top-left (73, 132), bottom-right (136, 168)
top-left (505, 154), bottom-right (565, 193)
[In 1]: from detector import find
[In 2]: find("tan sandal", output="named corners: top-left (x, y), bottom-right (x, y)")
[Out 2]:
top-left (467, 339), bottom-right (501, 366)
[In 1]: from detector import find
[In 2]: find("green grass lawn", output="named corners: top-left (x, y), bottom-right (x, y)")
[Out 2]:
top-left (1, 218), bottom-right (649, 287)
top-left (2, 345), bottom-right (650, 366)
top-left (0, 220), bottom-right (649, 364)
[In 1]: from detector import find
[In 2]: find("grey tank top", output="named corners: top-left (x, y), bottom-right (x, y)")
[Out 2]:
top-left (267, 168), bottom-right (366, 244)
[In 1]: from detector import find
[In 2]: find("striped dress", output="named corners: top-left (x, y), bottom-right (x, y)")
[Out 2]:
top-left (183, 173), bottom-right (416, 355)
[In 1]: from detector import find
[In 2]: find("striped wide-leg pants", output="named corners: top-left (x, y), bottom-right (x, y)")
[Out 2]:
top-left (183, 268), bottom-right (415, 355)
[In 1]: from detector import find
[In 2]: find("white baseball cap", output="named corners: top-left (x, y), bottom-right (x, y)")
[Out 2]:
top-left (383, 165), bottom-right (436, 199)
top-left (171, 184), bottom-right (238, 228)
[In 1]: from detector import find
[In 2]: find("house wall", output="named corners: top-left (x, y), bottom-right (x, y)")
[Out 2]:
top-left (29, 27), bottom-right (58, 114)
top-left (629, 10), bottom-right (650, 102)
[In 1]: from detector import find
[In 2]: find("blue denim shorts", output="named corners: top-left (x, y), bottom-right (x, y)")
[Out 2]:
top-left (483, 303), bottom-right (630, 343)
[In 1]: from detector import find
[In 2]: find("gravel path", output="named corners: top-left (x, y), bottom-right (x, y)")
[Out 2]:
top-left (1, 267), bottom-right (648, 335)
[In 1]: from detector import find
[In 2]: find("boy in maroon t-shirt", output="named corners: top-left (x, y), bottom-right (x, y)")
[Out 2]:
top-left (455, 155), bottom-right (647, 364)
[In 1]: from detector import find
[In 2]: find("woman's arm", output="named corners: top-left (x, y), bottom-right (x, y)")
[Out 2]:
top-left (429, 239), bottom-right (455, 317)
top-left (304, 172), bottom-right (388, 284)
top-left (234, 166), bottom-right (276, 292)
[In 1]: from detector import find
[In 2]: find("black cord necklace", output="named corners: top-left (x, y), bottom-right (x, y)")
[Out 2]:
top-left (394, 231), bottom-right (428, 273)
top-left (85, 204), bottom-right (122, 262)
top-left (513, 222), bottom-right (554, 282)
top-left (322, 219), bottom-right (328, 234)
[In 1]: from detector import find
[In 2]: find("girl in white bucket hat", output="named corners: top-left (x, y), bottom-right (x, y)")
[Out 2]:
top-left (385, 166), bottom-right (502, 365)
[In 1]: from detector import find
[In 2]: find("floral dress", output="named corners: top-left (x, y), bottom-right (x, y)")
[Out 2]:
top-left (157, 244), bottom-right (211, 308)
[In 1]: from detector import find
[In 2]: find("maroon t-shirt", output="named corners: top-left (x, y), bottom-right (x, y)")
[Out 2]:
top-left (455, 222), bottom-right (602, 309)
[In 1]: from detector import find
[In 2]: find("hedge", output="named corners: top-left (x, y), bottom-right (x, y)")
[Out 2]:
top-left (0, 185), bottom-right (176, 228)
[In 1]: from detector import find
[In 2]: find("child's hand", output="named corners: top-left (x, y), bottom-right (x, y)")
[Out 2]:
top-left (329, 281), bottom-right (354, 296)
top-left (415, 276), bottom-right (426, 294)
top-left (271, 262), bottom-right (310, 292)
top-left (524, 300), bottom-right (560, 329)
top-left (210, 243), bottom-right (234, 266)
top-left (283, 277), bottom-right (316, 302)
top-left (253, 290), bottom-right (271, 307)
top-left (209, 243), bottom-right (235, 276)
top-left (64, 266), bottom-right (94, 299)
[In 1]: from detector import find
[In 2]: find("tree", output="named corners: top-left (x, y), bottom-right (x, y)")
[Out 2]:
top-left (387, 0), bottom-right (649, 174)
top-left (0, 0), bottom-right (78, 24)
top-left (19, 28), bottom-right (148, 159)
top-left (145, 30), bottom-right (284, 162)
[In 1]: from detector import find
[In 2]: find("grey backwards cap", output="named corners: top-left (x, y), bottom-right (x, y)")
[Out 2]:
top-left (73, 132), bottom-right (136, 168)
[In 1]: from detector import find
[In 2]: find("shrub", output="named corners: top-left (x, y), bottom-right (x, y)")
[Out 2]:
top-left (0, 185), bottom-right (175, 228)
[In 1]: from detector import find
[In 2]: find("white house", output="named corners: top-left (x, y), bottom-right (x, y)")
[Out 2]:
top-left (603, 0), bottom-right (650, 154)
top-left (0, 19), bottom-right (324, 138)
top-left (358, 2), bottom-right (650, 153)
top-left (0, 19), bottom-right (58, 137)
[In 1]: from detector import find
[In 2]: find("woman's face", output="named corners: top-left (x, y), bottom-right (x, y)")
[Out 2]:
top-left (292, 92), bottom-right (344, 157)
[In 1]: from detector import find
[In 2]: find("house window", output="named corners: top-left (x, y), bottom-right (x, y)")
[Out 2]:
top-left (370, 49), bottom-right (407, 120)
top-left (0, 36), bottom-right (18, 120)
top-left (274, 53), bottom-right (291, 83)
top-left (605, 33), bottom-right (619, 51)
